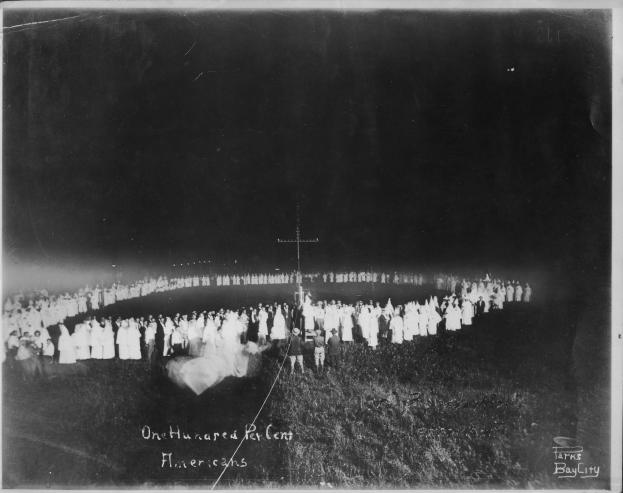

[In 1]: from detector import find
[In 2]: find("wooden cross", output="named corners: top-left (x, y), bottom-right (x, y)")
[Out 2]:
top-left (276, 203), bottom-right (319, 277)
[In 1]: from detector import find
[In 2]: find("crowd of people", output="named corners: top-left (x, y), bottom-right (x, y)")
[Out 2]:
top-left (3, 272), bottom-right (532, 381)
top-left (0, 269), bottom-right (466, 341)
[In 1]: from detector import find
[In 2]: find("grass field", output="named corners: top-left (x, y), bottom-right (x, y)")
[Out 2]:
top-left (2, 284), bottom-right (611, 489)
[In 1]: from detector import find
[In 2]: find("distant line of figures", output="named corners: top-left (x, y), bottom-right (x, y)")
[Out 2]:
top-left (5, 275), bottom-right (532, 380)
top-left (2, 270), bottom-right (482, 341)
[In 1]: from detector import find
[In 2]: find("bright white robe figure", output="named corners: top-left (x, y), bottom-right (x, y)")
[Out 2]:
top-left (445, 305), bottom-right (462, 331)
top-left (471, 282), bottom-right (478, 296)
top-left (302, 295), bottom-right (315, 335)
top-left (270, 308), bottom-right (287, 341)
top-left (367, 308), bottom-right (379, 349)
top-left (506, 285), bottom-right (514, 303)
top-left (178, 317), bottom-right (189, 349)
top-left (390, 314), bottom-right (404, 344)
top-left (514, 285), bottom-right (523, 302)
top-left (461, 300), bottom-right (474, 326)
top-left (403, 305), bottom-right (418, 341)
top-left (166, 341), bottom-right (270, 395)
top-left (483, 294), bottom-right (491, 313)
top-left (358, 308), bottom-right (370, 341)
top-left (187, 318), bottom-right (203, 357)
top-left (163, 317), bottom-right (174, 356)
top-left (73, 323), bottom-right (91, 360)
top-left (257, 308), bottom-right (269, 342)
top-left (469, 289), bottom-right (479, 305)
top-left (427, 306), bottom-right (441, 335)
top-left (384, 298), bottom-right (394, 318)
top-left (117, 321), bottom-right (130, 360)
top-left (90, 321), bottom-right (104, 359)
top-left (37, 325), bottom-right (51, 342)
top-left (102, 321), bottom-right (115, 359)
top-left (219, 313), bottom-right (243, 373)
top-left (418, 306), bottom-right (429, 336)
top-left (127, 320), bottom-right (142, 360)
top-left (58, 324), bottom-right (76, 364)
top-left (196, 313), bottom-right (206, 333)
top-left (324, 305), bottom-right (339, 341)
top-left (201, 316), bottom-right (218, 356)
top-left (340, 306), bottom-right (354, 342)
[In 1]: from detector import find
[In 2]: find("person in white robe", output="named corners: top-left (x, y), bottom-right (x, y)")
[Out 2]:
top-left (73, 323), bottom-right (91, 360)
top-left (367, 307), bottom-right (379, 349)
top-left (499, 284), bottom-right (507, 304)
top-left (445, 303), bottom-right (462, 331)
top-left (340, 305), bottom-right (354, 342)
top-left (187, 314), bottom-right (203, 357)
top-left (324, 302), bottom-right (339, 341)
top-left (116, 320), bottom-right (130, 360)
top-left (234, 313), bottom-right (246, 343)
top-left (506, 284), bottom-right (514, 303)
top-left (461, 299), bottom-right (474, 326)
top-left (358, 307), bottom-right (370, 342)
top-left (514, 284), bottom-right (523, 302)
top-left (201, 314), bottom-right (218, 356)
top-left (35, 321), bottom-right (50, 343)
top-left (403, 303), bottom-right (418, 341)
top-left (384, 298), bottom-right (394, 318)
top-left (257, 307), bottom-right (269, 345)
top-left (483, 293), bottom-right (491, 313)
top-left (219, 312), bottom-right (244, 374)
top-left (427, 304), bottom-right (441, 335)
top-left (495, 289), bottom-right (505, 310)
top-left (417, 304), bottom-right (428, 336)
top-left (90, 319), bottom-right (104, 359)
top-left (470, 281), bottom-right (478, 295)
top-left (390, 311), bottom-right (404, 344)
top-left (469, 288), bottom-right (479, 305)
top-left (58, 324), bottom-right (76, 364)
top-left (523, 284), bottom-right (532, 302)
top-left (162, 316), bottom-right (174, 356)
top-left (127, 318), bottom-right (142, 360)
top-left (270, 307), bottom-right (287, 342)
top-left (102, 319), bottom-right (115, 359)
top-left (178, 315), bottom-right (189, 351)
top-left (302, 294), bottom-right (315, 338)
top-left (196, 311), bottom-right (206, 335)
top-left (145, 318), bottom-right (157, 363)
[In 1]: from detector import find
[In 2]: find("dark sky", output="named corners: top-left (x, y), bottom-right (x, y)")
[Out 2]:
top-left (3, 9), bottom-right (611, 280)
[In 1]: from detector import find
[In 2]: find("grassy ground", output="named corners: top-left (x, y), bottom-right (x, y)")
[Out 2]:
top-left (2, 285), bottom-right (611, 489)
top-left (265, 302), bottom-right (610, 489)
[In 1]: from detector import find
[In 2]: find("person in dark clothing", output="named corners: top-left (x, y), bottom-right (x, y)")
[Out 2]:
top-left (379, 313), bottom-right (391, 344)
top-left (287, 327), bottom-right (304, 374)
top-left (155, 315), bottom-right (165, 365)
top-left (312, 327), bottom-right (325, 374)
top-left (326, 328), bottom-right (341, 371)
top-left (283, 303), bottom-right (293, 332)
top-left (475, 297), bottom-right (485, 317)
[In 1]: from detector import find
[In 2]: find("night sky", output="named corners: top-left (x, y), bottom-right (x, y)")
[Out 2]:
top-left (3, 9), bottom-right (612, 286)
